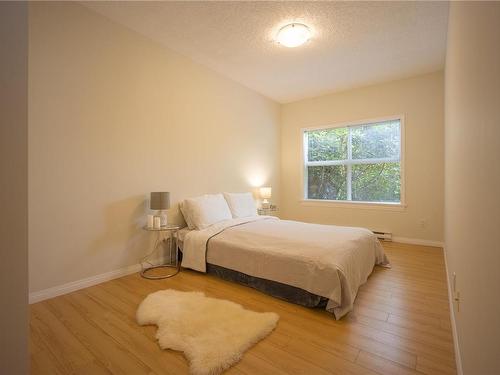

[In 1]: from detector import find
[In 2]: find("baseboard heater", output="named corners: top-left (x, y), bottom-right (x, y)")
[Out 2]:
top-left (372, 231), bottom-right (393, 241)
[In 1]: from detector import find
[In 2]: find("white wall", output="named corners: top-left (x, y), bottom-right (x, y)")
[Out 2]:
top-left (281, 72), bottom-right (444, 244)
top-left (445, 2), bottom-right (500, 374)
top-left (28, 3), bottom-right (280, 294)
top-left (0, 2), bottom-right (29, 373)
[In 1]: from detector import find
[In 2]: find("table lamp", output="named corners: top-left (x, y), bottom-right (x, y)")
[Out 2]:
top-left (260, 187), bottom-right (272, 209)
top-left (151, 192), bottom-right (170, 227)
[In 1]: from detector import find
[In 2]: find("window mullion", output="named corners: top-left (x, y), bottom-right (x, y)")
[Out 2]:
top-left (306, 160), bottom-right (349, 167)
top-left (303, 132), bottom-right (309, 199)
top-left (305, 157), bottom-right (398, 167)
top-left (347, 127), bottom-right (352, 201)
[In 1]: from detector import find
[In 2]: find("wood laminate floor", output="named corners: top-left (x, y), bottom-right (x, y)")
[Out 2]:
top-left (30, 242), bottom-right (457, 375)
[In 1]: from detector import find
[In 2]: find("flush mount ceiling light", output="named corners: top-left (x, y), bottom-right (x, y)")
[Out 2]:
top-left (276, 23), bottom-right (311, 48)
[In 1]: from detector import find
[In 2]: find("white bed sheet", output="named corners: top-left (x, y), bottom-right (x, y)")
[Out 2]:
top-left (181, 217), bottom-right (389, 319)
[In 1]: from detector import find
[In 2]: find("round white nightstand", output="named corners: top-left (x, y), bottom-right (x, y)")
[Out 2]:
top-left (141, 224), bottom-right (180, 279)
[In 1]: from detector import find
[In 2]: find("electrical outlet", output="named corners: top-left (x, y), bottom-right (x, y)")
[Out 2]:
top-left (419, 219), bottom-right (427, 229)
top-left (454, 291), bottom-right (461, 312)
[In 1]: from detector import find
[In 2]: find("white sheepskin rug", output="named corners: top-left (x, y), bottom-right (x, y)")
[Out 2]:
top-left (136, 289), bottom-right (279, 375)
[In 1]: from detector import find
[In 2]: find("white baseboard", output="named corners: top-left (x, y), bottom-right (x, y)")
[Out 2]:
top-left (29, 262), bottom-right (141, 304)
top-left (391, 236), bottom-right (444, 248)
top-left (442, 246), bottom-right (464, 375)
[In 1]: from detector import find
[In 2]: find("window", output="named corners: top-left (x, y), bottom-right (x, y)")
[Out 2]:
top-left (303, 117), bottom-right (403, 205)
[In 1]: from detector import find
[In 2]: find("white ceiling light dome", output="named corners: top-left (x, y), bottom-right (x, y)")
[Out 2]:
top-left (276, 23), bottom-right (311, 48)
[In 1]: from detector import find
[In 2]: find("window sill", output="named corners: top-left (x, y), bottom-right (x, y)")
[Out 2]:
top-left (300, 199), bottom-right (407, 211)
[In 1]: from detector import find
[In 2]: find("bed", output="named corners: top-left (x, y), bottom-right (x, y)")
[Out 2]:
top-left (178, 212), bottom-right (389, 319)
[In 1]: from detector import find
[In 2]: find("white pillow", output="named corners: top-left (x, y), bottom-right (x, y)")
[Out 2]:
top-left (223, 192), bottom-right (258, 218)
top-left (179, 201), bottom-right (195, 230)
top-left (183, 194), bottom-right (232, 230)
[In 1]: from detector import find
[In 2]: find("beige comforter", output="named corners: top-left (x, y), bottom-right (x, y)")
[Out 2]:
top-left (181, 216), bottom-right (389, 319)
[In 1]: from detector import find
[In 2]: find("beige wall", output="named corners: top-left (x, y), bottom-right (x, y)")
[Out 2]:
top-left (28, 3), bottom-right (280, 293)
top-left (445, 2), bottom-right (500, 374)
top-left (0, 2), bottom-right (29, 373)
top-left (281, 72), bottom-right (444, 243)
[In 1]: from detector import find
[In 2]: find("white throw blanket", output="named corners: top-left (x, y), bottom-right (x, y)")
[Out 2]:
top-left (182, 216), bottom-right (277, 272)
top-left (181, 217), bottom-right (389, 319)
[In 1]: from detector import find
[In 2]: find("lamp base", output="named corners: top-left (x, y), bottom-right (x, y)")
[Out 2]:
top-left (158, 210), bottom-right (168, 227)
top-left (261, 200), bottom-right (270, 209)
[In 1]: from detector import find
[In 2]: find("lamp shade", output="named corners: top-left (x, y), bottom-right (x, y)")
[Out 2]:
top-left (150, 192), bottom-right (170, 210)
top-left (259, 187), bottom-right (272, 199)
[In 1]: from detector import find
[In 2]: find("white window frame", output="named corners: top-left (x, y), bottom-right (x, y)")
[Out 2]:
top-left (300, 115), bottom-right (406, 211)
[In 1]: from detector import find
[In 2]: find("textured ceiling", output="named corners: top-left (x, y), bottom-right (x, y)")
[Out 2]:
top-left (83, 1), bottom-right (449, 103)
